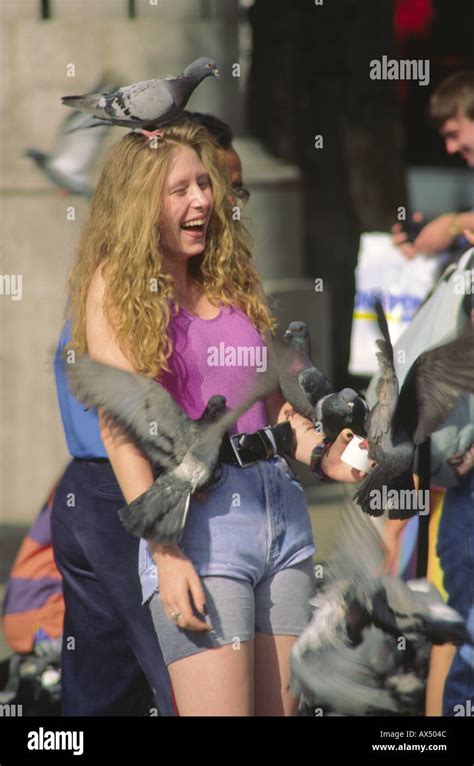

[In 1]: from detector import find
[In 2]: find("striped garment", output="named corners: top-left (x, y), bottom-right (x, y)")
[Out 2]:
top-left (2, 477), bottom-right (64, 654)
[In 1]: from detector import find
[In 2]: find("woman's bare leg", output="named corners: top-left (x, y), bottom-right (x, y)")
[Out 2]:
top-left (254, 634), bottom-right (300, 716)
top-left (168, 640), bottom-right (254, 716)
top-left (425, 644), bottom-right (456, 715)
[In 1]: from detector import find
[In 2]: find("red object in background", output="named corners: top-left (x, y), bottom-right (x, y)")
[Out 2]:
top-left (394, 0), bottom-right (435, 45)
top-left (393, 0), bottom-right (435, 109)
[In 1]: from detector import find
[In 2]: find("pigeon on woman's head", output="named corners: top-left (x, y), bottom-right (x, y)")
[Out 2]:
top-left (182, 57), bottom-right (220, 79)
top-left (64, 352), bottom-right (278, 544)
top-left (62, 57), bottom-right (220, 135)
top-left (353, 300), bottom-right (474, 519)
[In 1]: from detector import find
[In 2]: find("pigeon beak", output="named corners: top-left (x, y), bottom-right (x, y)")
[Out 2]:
top-left (213, 68), bottom-right (220, 78)
top-left (283, 330), bottom-right (291, 341)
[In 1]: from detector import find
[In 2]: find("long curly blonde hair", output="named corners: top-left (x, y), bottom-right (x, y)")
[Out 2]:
top-left (65, 119), bottom-right (277, 377)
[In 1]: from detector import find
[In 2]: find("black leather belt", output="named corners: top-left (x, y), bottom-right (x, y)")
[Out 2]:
top-left (72, 422), bottom-right (295, 472)
top-left (218, 421), bottom-right (295, 467)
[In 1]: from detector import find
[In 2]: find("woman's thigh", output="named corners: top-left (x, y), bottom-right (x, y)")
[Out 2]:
top-left (254, 634), bottom-right (300, 716)
top-left (149, 574), bottom-right (256, 715)
top-left (169, 642), bottom-right (255, 716)
top-left (148, 559), bottom-right (315, 715)
top-left (254, 557), bottom-right (316, 716)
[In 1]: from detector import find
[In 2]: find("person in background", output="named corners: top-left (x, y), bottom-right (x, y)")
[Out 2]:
top-left (392, 70), bottom-right (474, 258)
top-left (387, 71), bottom-right (474, 716)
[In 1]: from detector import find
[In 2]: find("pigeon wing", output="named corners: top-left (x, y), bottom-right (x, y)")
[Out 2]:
top-left (193, 358), bottom-right (280, 445)
top-left (366, 339), bottom-right (399, 444)
top-left (119, 475), bottom-right (191, 545)
top-left (102, 79), bottom-right (175, 122)
top-left (353, 449), bottom-right (416, 519)
top-left (398, 326), bottom-right (474, 445)
top-left (291, 632), bottom-right (400, 715)
top-left (177, 358), bottom-right (281, 482)
top-left (367, 300), bottom-right (398, 443)
top-left (407, 580), bottom-right (471, 645)
top-left (64, 354), bottom-right (196, 468)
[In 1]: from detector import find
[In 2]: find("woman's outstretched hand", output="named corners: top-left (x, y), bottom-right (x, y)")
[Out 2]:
top-left (279, 405), bottom-right (373, 483)
top-left (151, 544), bottom-right (214, 633)
top-left (321, 429), bottom-right (374, 483)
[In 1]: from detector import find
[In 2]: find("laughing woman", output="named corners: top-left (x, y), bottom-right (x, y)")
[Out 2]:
top-left (58, 119), bottom-right (366, 717)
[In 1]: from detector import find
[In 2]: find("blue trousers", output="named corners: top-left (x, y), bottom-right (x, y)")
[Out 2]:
top-left (50, 458), bottom-right (175, 716)
top-left (437, 470), bottom-right (474, 716)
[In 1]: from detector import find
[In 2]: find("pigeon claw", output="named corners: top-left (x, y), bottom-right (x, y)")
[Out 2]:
top-left (137, 128), bottom-right (163, 140)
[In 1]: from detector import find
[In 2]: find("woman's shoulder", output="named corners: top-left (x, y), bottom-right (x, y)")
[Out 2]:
top-left (88, 263), bottom-right (107, 301)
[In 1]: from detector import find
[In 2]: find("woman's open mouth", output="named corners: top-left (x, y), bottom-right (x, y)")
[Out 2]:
top-left (181, 217), bottom-right (206, 238)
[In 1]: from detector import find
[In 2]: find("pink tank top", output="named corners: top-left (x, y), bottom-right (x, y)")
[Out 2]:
top-left (155, 302), bottom-right (269, 434)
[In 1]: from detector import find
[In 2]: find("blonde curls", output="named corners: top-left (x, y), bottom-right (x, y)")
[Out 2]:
top-left (65, 119), bottom-right (277, 377)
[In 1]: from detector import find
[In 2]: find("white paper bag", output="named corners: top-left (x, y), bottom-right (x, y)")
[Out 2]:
top-left (349, 232), bottom-right (444, 376)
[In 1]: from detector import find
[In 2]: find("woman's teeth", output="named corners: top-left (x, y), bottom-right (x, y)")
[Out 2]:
top-left (181, 218), bottom-right (205, 230)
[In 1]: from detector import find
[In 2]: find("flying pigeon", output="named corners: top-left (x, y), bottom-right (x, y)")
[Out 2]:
top-left (64, 353), bottom-right (278, 544)
top-left (291, 505), bottom-right (470, 716)
top-left (278, 322), bottom-right (367, 438)
top-left (353, 300), bottom-right (474, 518)
top-left (61, 58), bottom-right (220, 137)
top-left (26, 76), bottom-right (116, 196)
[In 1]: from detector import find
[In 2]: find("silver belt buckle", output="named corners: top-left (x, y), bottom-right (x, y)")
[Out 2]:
top-left (256, 427), bottom-right (277, 458)
top-left (229, 433), bottom-right (258, 467)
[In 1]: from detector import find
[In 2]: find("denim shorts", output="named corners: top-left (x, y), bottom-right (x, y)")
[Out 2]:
top-left (139, 455), bottom-right (317, 665)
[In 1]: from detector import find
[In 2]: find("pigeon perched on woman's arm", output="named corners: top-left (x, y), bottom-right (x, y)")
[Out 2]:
top-left (277, 321), bottom-right (367, 438)
top-left (64, 353), bottom-right (279, 544)
top-left (277, 322), bottom-right (332, 421)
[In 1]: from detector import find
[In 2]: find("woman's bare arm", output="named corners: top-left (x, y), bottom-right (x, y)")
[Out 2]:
top-left (85, 266), bottom-right (155, 505)
top-left (85, 267), bottom-right (210, 631)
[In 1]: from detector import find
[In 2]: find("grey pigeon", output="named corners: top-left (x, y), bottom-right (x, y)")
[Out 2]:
top-left (61, 58), bottom-right (219, 134)
top-left (64, 354), bottom-right (278, 544)
top-left (26, 76), bottom-right (116, 196)
top-left (291, 505), bottom-right (469, 716)
top-left (278, 322), bottom-right (334, 422)
top-left (278, 322), bottom-right (366, 437)
top-left (354, 300), bottom-right (474, 518)
top-left (314, 388), bottom-right (368, 440)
